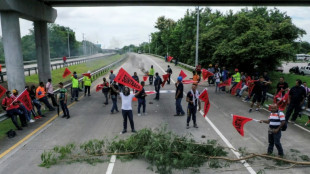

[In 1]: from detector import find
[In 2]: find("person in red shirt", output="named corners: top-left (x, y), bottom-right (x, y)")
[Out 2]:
top-left (63, 56), bottom-right (67, 67)
top-left (1, 91), bottom-right (26, 130)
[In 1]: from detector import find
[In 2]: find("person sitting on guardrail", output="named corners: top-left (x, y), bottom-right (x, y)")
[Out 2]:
top-left (285, 79), bottom-right (306, 124)
top-left (58, 82), bottom-right (70, 119)
top-left (102, 77), bottom-right (110, 105)
top-left (71, 73), bottom-right (79, 102)
top-left (46, 79), bottom-right (58, 107)
top-left (109, 70), bottom-right (115, 84)
top-left (2, 91), bottom-right (26, 130)
top-left (37, 82), bottom-right (55, 111)
top-left (83, 71), bottom-right (92, 97)
top-left (12, 89), bottom-right (34, 124)
top-left (27, 86), bottom-right (43, 119)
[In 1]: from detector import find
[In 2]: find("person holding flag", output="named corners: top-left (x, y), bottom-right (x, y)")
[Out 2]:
top-left (259, 104), bottom-right (285, 157)
top-left (136, 81), bottom-right (147, 116)
top-left (58, 82), bottom-right (70, 119)
top-left (154, 72), bottom-right (162, 100)
top-left (174, 76), bottom-right (185, 116)
top-left (186, 83), bottom-right (201, 129)
top-left (110, 81), bottom-right (120, 114)
top-left (166, 65), bottom-right (173, 85)
top-left (149, 65), bottom-right (155, 85)
top-left (71, 73), bottom-right (79, 101)
top-left (83, 70), bottom-right (92, 97)
top-left (12, 89), bottom-right (34, 123)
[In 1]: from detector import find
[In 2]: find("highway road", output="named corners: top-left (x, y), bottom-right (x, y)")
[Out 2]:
top-left (0, 53), bottom-right (309, 174)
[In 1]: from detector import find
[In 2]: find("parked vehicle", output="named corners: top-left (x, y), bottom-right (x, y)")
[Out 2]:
top-left (276, 66), bottom-right (284, 73)
top-left (289, 66), bottom-right (300, 74)
top-left (296, 54), bottom-right (310, 61)
top-left (299, 66), bottom-right (310, 76)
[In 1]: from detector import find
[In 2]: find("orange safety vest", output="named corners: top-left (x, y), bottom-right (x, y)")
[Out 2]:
top-left (36, 86), bottom-right (46, 99)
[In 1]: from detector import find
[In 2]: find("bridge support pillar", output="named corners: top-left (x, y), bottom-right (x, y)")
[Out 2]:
top-left (1, 12), bottom-right (25, 92)
top-left (34, 21), bottom-right (51, 84)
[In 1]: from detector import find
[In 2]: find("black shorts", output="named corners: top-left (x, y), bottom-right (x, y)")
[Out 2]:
top-left (253, 94), bottom-right (262, 103)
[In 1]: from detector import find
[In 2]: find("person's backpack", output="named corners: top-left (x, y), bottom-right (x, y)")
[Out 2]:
top-left (6, 129), bottom-right (16, 138)
top-left (169, 68), bottom-right (173, 74)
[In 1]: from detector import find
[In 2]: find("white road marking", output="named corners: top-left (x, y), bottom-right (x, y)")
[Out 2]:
top-left (294, 123), bottom-right (310, 133)
top-left (148, 55), bottom-right (256, 174)
top-left (106, 155), bottom-right (116, 174)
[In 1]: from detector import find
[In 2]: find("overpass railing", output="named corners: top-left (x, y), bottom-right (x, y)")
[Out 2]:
top-left (145, 53), bottom-right (310, 117)
top-left (0, 54), bottom-right (127, 122)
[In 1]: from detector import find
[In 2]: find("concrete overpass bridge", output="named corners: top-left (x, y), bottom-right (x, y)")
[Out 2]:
top-left (0, 0), bottom-right (309, 91)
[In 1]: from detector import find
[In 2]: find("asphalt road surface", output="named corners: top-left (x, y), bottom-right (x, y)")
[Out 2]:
top-left (0, 53), bottom-right (309, 174)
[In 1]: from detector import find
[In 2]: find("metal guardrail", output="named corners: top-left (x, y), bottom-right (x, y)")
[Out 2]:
top-left (145, 53), bottom-right (310, 117)
top-left (0, 54), bottom-right (127, 122)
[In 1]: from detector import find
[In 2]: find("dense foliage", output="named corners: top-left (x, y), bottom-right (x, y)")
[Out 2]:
top-left (123, 7), bottom-right (309, 73)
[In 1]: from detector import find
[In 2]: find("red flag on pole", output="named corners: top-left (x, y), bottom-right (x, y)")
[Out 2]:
top-left (179, 70), bottom-right (187, 80)
top-left (232, 115), bottom-right (253, 136)
top-left (0, 85), bottom-right (7, 98)
top-left (231, 81), bottom-right (243, 95)
top-left (114, 68), bottom-right (142, 91)
top-left (199, 89), bottom-right (210, 117)
top-left (182, 80), bottom-right (198, 84)
top-left (278, 90), bottom-right (289, 111)
top-left (62, 68), bottom-right (71, 78)
top-left (218, 78), bottom-right (232, 87)
top-left (167, 56), bottom-right (173, 62)
top-left (17, 90), bottom-right (33, 111)
top-left (201, 69), bottom-right (214, 81)
top-left (96, 84), bottom-right (104, 92)
top-left (82, 73), bottom-right (91, 79)
top-left (143, 76), bottom-right (148, 82)
top-left (161, 74), bottom-right (169, 87)
top-left (248, 80), bottom-right (257, 97)
top-left (273, 90), bottom-right (283, 103)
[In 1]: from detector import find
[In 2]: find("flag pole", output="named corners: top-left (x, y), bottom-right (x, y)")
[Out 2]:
top-left (10, 89), bottom-right (27, 106)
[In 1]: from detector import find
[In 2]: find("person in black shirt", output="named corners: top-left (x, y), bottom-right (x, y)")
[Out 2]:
top-left (166, 65), bottom-right (172, 84)
top-left (249, 76), bottom-right (270, 112)
top-left (186, 83), bottom-right (201, 129)
top-left (110, 81), bottom-right (119, 114)
top-left (136, 81), bottom-right (147, 116)
top-left (261, 72), bottom-right (272, 106)
top-left (276, 77), bottom-right (289, 96)
top-left (174, 76), bottom-right (185, 116)
top-left (132, 72), bottom-right (139, 93)
top-left (30, 85), bottom-right (43, 118)
top-left (285, 79), bottom-right (306, 123)
top-left (154, 72), bottom-right (162, 100)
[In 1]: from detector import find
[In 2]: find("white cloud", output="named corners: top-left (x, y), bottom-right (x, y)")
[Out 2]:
top-left (0, 6), bottom-right (310, 48)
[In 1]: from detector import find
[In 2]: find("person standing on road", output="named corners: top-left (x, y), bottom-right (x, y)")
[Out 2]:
top-left (260, 104), bottom-right (285, 157)
top-left (249, 76), bottom-right (265, 112)
top-left (102, 77), bottom-right (110, 105)
top-left (192, 70), bottom-right (200, 82)
top-left (58, 82), bottom-right (70, 119)
top-left (214, 69), bottom-right (221, 93)
top-left (71, 73), bottom-right (79, 101)
top-left (110, 81), bottom-right (119, 114)
top-left (195, 64), bottom-right (202, 79)
top-left (120, 87), bottom-right (137, 134)
top-left (174, 76), bottom-right (185, 116)
top-left (261, 72), bottom-right (272, 106)
top-left (109, 70), bottom-right (116, 84)
top-left (166, 65), bottom-right (173, 85)
top-left (231, 68), bottom-right (241, 90)
top-left (154, 72), bottom-right (162, 100)
top-left (83, 71), bottom-right (92, 96)
top-left (186, 83), bottom-right (201, 129)
top-left (46, 79), bottom-right (58, 107)
top-left (208, 64), bottom-right (215, 85)
top-left (285, 79), bottom-right (306, 124)
top-left (276, 77), bottom-right (289, 96)
top-left (149, 65), bottom-right (155, 85)
top-left (132, 72), bottom-right (139, 92)
top-left (36, 82), bottom-right (55, 111)
top-left (136, 81), bottom-right (147, 116)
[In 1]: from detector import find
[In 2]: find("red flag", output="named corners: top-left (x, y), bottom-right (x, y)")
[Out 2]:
top-left (232, 115), bottom-right (253, 136)
top-left (273, 90), bottom-right (283, 103)
top-left (278, 90), bottom-right (289, 111)
top-left (218, 78), bottom-right (232, 87)
top-left (248, 80), bottom-right (257, 97)
top-left (114, 68), bottom-right (142, 91)
top-left (132, 97), bottom-right (138, 101)
top-left (96, 84), bottom-right (104, 92)
top-left (161, 74), bottom-right (169, 87)
top-left (182, 80), bottom-right (198, 84)
top-left (201, 69), bottom-right (214, 81)
top-left (146, 91), bottom-right (156, 95)
top-left (82, 73), bottom-right (91, 79)
top-left (0, 85), bottom-right (7, 98)
top-left (17, 90), bottom-right (33, 111)
top-left (179, 70), bottom-right (187, 80)
top-left (199, 89), bottom-right (210, 117)
top-left (62, 68), bottom-right (71, 78)
top-left (143, 76), bottom-right (148, 82)
top-left (231, 81), bottom-right (243, 95)
top-left (167, 56), bottom-right (173, 62)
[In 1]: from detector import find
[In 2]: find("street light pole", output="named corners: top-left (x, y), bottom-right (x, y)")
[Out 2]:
top-left (149, 35), bottom-right (151, 54)
top-left (195, 6), bottom-right (200, 67)
top-left (67, 31), bottom-right (70, 57)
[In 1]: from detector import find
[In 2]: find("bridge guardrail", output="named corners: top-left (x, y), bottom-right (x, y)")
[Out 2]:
top-left (145, 53), bottom-right (310, 117)
top-left (0, 54), bottom-right (127, 122)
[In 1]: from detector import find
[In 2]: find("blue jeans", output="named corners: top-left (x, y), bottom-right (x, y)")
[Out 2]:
top-left (138, 98), bottom-right (146, 114)
top-left (19, 104), bottom-right (30, 121)
top-left (176, 98), bottom-right (185, 115)
top-left (215, 82), bottom-right (220, 92)
top-left (111, 96), bottom-right (119, 112)
top-left (60, 100), bottom-right (70, 116)
top-left (7, 109), bottom-right (24, 128)
top-left (32, 99), bottom-right (42, 116)
top-left (122, 110), bottom-right (134, 130)
top-left (268, 129), bottom-right (284, 156)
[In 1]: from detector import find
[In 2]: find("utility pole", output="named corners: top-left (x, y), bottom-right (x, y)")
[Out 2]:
top-left (67, 31), bottom-right (70, 57)
top-left (195, 6), bottom-right (200, 67)
top-left (148, 35), bottom-right (151, 54)
top-left (82, 33), bottom-right (85, 55)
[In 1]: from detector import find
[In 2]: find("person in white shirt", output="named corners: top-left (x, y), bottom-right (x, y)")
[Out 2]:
top-left (214, 69), bottom-right (221, 93)
top-left (46, 79), bottom-right (58, 107)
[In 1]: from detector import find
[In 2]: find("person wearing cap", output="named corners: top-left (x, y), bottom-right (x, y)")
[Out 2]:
top-left (71, 73), bottom-right (79, 101)
top-left (154, 72), bottom-right (162, 100)
top-left (186, 83), bottom-right (201, 129)
top-left (58, 82), bottom-right (70, 119)
top-left (36, 82), bottom-right (55, 111)
top-left (166, 65), bottom-right (173, 85)
top-left (83, 70), bottom-right (92, 97)
top-left (109, 70), bottom-right (116, 84)
top-left (174, 76), bottom-right (185, 116)
top-left (46, 79), bottom-right (58, 107)
top-left (231, 68), bottom-right (241, 91)
top-left (149, 65), bottom-right (155, 85)
top-left (207, 64), bottom-right (215, 85)
top-left (2, 91), bottom-right (26, 130)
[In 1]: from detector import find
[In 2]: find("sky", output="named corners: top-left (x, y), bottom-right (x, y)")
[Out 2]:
top-left (0, 6), bottom-right (310, 49)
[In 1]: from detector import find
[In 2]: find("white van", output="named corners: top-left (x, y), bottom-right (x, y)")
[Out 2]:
top-left (299, 66), bottom-right (310, 75)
